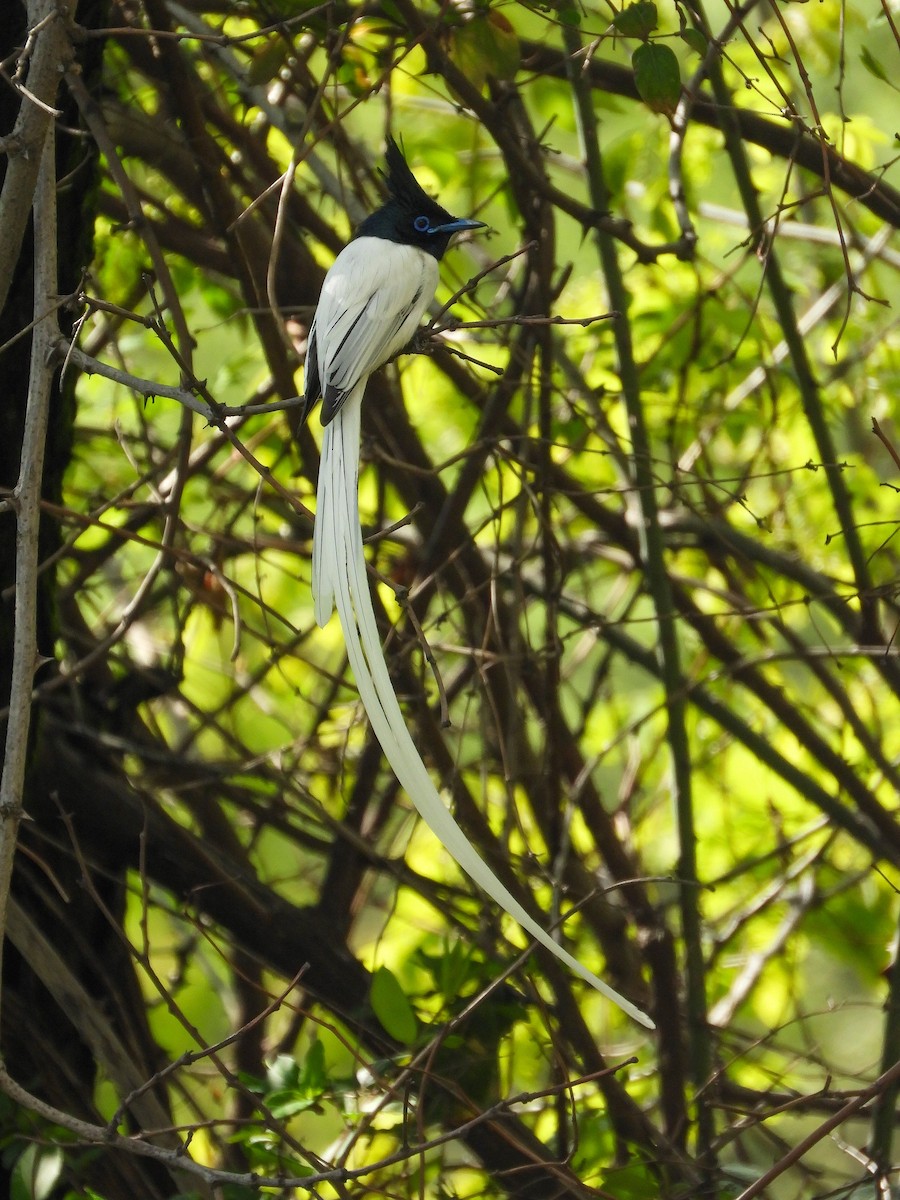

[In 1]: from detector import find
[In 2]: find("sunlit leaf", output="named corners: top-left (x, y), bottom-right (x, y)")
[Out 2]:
top-left (371, 966), bottom-right (419, 1044)
top-left (632, 41), bottom-right (682, 114)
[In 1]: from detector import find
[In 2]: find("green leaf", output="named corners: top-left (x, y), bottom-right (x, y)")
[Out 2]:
top-left (416, 937), bottom-right (487, 999)
top-left (485, 11), bottom-right (521, 81)
top-left (612, 1), bottom-right (658, 39)
top-left (717, 1162), bottom-right (773, 1193)
top-left (557, 2), bottom-right (581, 25)
top-left (632, 42), bottom-right (682, 115)
top-left (267, 1090), bottom-right (322, 1118)
top-left (859, 45), bottom-right (899, 91)
top-left (681, 27), bottom-right (708, 58)
top-left (860, 44), bottom-right (888, 83)
top-left (245, 37), bottom-right (290, 87)
top-left (265, 1053), bottom-right (301, 1092)
top-left (298, 1037), bottom-right (327, 1093)
top-left (235, 1069), bottom-right (266, 1093)
top-left (371, 965), bottom-right (418, 1044)
top-left (335, 47), bottom-right (372, 99)
top-left (597, 1160), bottom-right (665, 1198)
top-left (448, 13), bottom-right (521, 92)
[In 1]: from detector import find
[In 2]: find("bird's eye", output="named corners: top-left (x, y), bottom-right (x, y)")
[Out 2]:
top-left (413, 215), bottom-right (431, 233)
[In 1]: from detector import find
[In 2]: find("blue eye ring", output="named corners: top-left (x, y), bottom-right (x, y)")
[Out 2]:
top-left (413, 215), bottom-right (431, 233)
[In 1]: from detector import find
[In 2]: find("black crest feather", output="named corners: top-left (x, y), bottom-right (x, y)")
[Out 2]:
top-left (382, 135), bottom-right (444, 215)
top-left (354, 134), bottom-right (479, 258)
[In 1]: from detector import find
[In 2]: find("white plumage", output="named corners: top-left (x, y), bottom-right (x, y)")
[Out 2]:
top-left (310, 239), bottom-right (437, 625)
top-left (303, 189), bottom-right (653, 1030)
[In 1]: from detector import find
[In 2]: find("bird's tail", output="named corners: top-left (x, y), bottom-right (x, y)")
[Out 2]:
top-left (311, 396), bottom-right (654, 1029)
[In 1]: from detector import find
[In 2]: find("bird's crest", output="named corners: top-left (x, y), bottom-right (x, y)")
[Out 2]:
top-left (382, 136), bottom-right (445, 216)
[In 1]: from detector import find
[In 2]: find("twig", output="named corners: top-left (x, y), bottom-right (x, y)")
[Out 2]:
top-left (0, 1), bottom-right (71, 314)
top-left (668, 1), bottom-right (765, 252)
top-left (433, 312), bottom-right (617, 333)
top-left (563, 9), bottom-right (709, 1159)
top-left (872, 417), bottom-right (900, 474)
top-left (0, 79), bottom-right (58, 1025)
top-left (679, 0), bottom-right (877, 638)
top-left (394, 588), bottom-right (451, 728)
top-left (74, 10), bottom-right (326, 45)
top-left (106, 966), bottom-right (309, 1135)
top-left (61, 336), bottom-right (304, 416)
top-left (0, 1049), bottom-right (636, 1194)
top-left (868, 905), bottom-right (900, 1173)
top-left (430, 242), bottom-right (536, 324)
top-left (57, 340), bottom-right (312, 516)
top-left (734, 1056), bottom-right (900, 1200)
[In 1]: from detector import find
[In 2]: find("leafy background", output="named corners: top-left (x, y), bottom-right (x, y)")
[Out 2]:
top-left (1, 1), bottom-right (900, 1198)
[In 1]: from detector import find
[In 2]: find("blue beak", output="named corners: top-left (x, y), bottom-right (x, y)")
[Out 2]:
top-left (429, 217), bottom-right (487, 235)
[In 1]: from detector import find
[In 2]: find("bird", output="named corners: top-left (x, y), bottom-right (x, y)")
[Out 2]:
top-left (300, 136), bottom-right (653, 1030)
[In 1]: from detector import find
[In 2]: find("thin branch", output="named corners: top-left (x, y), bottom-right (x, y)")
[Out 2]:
top-left (682, 0), bottom-right (877, 638)
top-left (734, 1056), bottom-right (900, 1200)
top-left (0, 1), bottom-right (71, 314)
top-left (563, 16), bottom-right (711, 1160)
top-left (872, 417), bottom-right (900, 474)
top-left (0, 83), bottom-right (58, 1024)
top-left (58, 341), bottom-right (312, 516)
top-left (0, 1053), bottom-right (635, 1194)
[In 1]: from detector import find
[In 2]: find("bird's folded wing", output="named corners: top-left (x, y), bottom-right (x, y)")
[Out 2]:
top-left (311, 239), bottom-right (438, 422)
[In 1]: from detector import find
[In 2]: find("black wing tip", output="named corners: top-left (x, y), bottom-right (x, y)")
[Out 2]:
top-left (321, 384), bottom-right (346, 426)
top-left (299, 333), bottom-right (320, 427)
top-left (297, 386), bottom-right (318, 428)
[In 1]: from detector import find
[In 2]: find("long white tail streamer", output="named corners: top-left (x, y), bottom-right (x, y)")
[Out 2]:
top-left (312, 388), bottom-right (654, 1029)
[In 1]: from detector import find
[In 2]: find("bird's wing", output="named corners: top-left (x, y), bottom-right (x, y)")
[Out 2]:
top-left (311, 238), bottom-right (438, 423)
top-left (298, 321), bottom-right (321, 427)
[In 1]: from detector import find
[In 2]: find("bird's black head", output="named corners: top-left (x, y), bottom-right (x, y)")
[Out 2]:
top-left (355, 136), bottom-right (485, 260)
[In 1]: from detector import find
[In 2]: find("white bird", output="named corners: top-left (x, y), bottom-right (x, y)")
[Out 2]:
top-left (300, 137), bottom-right (653, 1029)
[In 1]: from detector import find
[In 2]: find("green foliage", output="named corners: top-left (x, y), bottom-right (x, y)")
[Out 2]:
top-left (448, 11), bottom-right (521, 91)
top-left (371, 966), bottom-right (419, 1044)
top-left (260, 1045), bottom-right (329, 1118)
top-left (632, 42), bottom-right (682, 115)
top-left (612, 1), bottom-right (658, 40)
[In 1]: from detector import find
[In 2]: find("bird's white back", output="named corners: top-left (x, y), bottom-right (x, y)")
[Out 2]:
top-left (312, 238), bottom-right (439, 399)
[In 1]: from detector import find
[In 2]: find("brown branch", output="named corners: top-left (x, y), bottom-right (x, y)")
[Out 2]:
top-left (0, 29), bottom-right (61, 1019)
top-left (734, 1056), bottom-right (900, 1200)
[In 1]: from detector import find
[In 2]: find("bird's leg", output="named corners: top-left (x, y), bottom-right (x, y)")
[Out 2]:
top-left (392, 326), bottom-right (437, 360)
